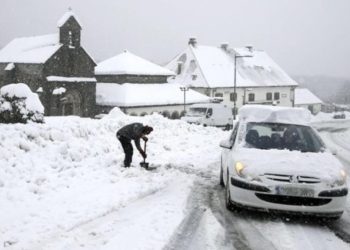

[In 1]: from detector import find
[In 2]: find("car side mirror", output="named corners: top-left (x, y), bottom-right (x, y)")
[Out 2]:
top-left (220, 139), bottom-right (233, 149)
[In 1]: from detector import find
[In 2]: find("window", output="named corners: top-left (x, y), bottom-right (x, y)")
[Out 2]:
top-left (206, 108), bottom-right (213, 117)
top-left (248, 93), bottom-right (255, 102)
top-left (244, 122), bottom-right (325, 152)
top-left (214, 93), bottom-right (223, 98)
top-left (274, 92), bottom-right (280, 100)
top-left (230, 93), bottom-right (237, 102)
top-left (192, 74), bottom-right (197, 80)
top-left (266, 92), bottom-right (272, 101)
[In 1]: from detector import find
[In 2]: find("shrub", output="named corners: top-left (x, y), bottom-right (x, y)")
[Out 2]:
top-left (0, 83), bottom-right (44, 124)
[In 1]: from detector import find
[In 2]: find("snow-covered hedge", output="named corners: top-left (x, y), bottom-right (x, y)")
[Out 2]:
top-left (0, 83), bottom-right (44, 123)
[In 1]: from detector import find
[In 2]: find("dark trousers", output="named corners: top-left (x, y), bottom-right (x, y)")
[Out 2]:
top-left (117, 133), bottom-right (133, 167)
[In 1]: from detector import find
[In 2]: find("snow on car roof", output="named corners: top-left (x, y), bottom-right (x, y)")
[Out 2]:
top-left (239, 105), bottom-right (312, 125)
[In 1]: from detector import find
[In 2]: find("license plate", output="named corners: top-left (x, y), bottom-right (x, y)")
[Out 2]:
top-left (275, 186), bottom-right (314, 197)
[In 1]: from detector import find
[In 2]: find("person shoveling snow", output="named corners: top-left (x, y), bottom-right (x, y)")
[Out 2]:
top-left (116, 123), bottom-right (153, 168)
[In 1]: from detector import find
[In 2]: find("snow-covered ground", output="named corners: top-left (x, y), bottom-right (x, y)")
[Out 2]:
top-left (1, 109), bottom-right (350, 250)
top-left (0, 109), bottom-right (227, 250)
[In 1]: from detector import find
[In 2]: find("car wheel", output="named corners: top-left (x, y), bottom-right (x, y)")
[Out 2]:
top-left (225, 174), bottom-right (241, 212)
top-left (225, 174), bottom-right (234, 210)
top-left (220, 159), bottom-right (224, 187)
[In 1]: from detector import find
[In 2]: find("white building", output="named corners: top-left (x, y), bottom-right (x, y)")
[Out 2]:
top-left (96, 83), bottom-right (210, 118)
top-left (166, 38), bottom-right (298, 114)
top-left (294, 88), bottom-right (323, 114)
top-left (94, 50), bottom-right (209, 117)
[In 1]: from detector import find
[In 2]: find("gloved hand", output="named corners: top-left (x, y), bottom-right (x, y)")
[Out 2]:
top-left (142, 136), bottom-right (148, 142)
top-left (141, 151), bottom-right (147, 159)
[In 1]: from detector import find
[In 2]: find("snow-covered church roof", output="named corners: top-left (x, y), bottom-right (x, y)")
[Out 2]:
top-left (0, 10), bottom-right (83, 64)
top-left (0, 34), bottom-right (61, 64)
top-left (294, 88), bottom-right (323, 105)
top-left (95, 50), bottom-right (175, 76)
top-left (166, 41), bottom-right (298, 88)
top-left (57, 9), bottom-right (82, 28)
top-left (96, 83), bottom-right (209, 107)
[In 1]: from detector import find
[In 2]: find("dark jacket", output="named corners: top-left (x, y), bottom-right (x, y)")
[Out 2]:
top-left (117, 123), bottom-right (145, 151)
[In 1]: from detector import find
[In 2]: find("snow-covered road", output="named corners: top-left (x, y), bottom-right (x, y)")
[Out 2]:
top-left (1, 112), bottom-right (350, 250)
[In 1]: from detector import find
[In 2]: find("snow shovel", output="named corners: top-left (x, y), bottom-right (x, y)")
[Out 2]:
top-left (140, 140), bottom-right (149, 169)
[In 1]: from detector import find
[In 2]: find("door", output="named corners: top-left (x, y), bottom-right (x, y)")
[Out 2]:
top-left (62, 90), bottom-right (82, 116)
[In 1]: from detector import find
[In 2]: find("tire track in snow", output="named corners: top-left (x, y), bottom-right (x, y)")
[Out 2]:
top-left (163, 176), bottom-right (250, 250)
top-left (163, 163), bottom-right (281, 250)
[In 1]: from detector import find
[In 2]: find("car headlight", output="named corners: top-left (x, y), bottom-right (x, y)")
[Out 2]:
top-left (235, 162), bottom-right (245, 177)
top-left (333, 169), bottom-right (347, 186)
top-left (234, 162), bottom-right (262, 182)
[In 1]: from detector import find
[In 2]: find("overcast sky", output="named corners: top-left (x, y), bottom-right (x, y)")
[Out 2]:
top-left (1, 0), bottom-right (349, 79)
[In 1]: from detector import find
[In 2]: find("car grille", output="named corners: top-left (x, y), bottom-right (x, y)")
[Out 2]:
top-left (264, 173), bottom-right (321, 184)
top-left (255, 193), bottom-right (331, 206)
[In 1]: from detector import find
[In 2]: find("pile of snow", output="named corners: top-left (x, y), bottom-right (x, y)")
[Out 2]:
top-left (311, 111), bottom-right (350, 123)
top-left (0, 112), bottom-right (227, 249)
top-left (0, 83), bottom-right (44, 123)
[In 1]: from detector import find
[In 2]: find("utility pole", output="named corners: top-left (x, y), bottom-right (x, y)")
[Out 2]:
top-left (233, 54), bottom-right (253, 120)
top-left (180, 86), bottom-right (189, 115)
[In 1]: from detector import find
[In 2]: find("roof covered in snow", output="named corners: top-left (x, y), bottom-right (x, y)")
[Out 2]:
top-left (57, 10), bottom-right (82, 28)
top-left (96, 83), bottom-right (210, 107)
top-left (0, 34), bottom-right (61, 64)
top-left (95, 51), bottom-right (175, 76)
top-left (294, 88), bottom-right (323, 105)
top-left (46, 76), bottom-right (96, 82)
top-left (239, 105), bottom-right (311, 125)
top-left (166, 43), bottom-right (298, 88)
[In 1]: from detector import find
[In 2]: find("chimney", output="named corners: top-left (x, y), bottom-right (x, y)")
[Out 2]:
top-left (188, 37), bottom-right (197, 47)
top-left (220, 43), bottom-right (229, 51)
top-left (245, 45), bottom-right (254, 52)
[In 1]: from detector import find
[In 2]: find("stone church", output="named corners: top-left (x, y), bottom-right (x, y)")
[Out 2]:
top-left (0, 10), bottom-right (97, 117)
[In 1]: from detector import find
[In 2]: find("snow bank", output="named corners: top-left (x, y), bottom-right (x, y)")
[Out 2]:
top-left (0, 112), bottom-right (227, 249)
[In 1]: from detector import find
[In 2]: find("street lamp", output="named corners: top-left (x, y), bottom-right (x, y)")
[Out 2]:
top-left (180, 86), bottom-right (189, 115)
top-left (233, 53), bottom-right (253, 120)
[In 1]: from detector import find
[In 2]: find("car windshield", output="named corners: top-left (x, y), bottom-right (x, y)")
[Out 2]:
top-left (187, 107), bottom-right (207, 117)
top-left (244, 122), bottom-right (325, 152)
